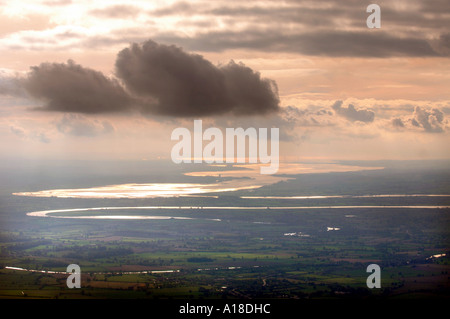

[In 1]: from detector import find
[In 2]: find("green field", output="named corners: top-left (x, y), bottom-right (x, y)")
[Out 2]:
top-left (1, 204), bottom-right (449, 299)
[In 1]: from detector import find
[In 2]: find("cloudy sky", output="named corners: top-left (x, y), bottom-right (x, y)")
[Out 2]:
top-left (1, 0), bottom-right (449, 163)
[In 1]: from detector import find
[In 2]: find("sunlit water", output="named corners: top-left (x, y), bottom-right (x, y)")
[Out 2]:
top-left (241, 194), bottom-right (450, 199)
top-left (12, 163), bottom-right (449, 220)
top-left (12, 163), bottom-right (384, 199)
top-left (27, 205), bottom-right (450, 220)
top-left (4, 265), bottom-right (261, 275)
top-left (13, 183), bottom-right (257, 199)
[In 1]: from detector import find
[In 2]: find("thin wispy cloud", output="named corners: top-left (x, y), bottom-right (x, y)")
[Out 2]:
top-left (1, 1), bottom-right (449, 57)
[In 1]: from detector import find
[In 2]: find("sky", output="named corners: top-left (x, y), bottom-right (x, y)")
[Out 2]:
top-left (0, 0), bottom-right (449, 164)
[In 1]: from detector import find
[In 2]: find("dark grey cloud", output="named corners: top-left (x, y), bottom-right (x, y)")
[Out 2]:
top-left (331, 101), bottom-right (375, 123)
top-left (23, 60), bottom-right (133, 114)
top-left (115, 40), bottom-right (279, 116)
top-left (220, 60), bottom-right (279, 116)
top-left (412, 106), bottom-right (445, 133)
top-left (17, 41), bottom-right (280, 117)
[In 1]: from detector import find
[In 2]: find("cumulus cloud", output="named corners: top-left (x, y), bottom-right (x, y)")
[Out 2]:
top-left (331, 101), bottom-right (375, 123)
top-left (55, 114), bottom-right (115, 137)
top-left (389, 106), bottom-right (447, 133)
top-left (211, 105), bottom-right (335, 142)
top-left (23, 60), bottom-right (133, 114)
top-left (220, 60), bottom-right (279, 115)
top-left (115, 40), bottom-right (279, 116)
top-left (391, 118), bottom-right (405, 128)
top-left (18, 40), bottom-right (279, 118)
top-left (412, 106), bottom-right (445, 133)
